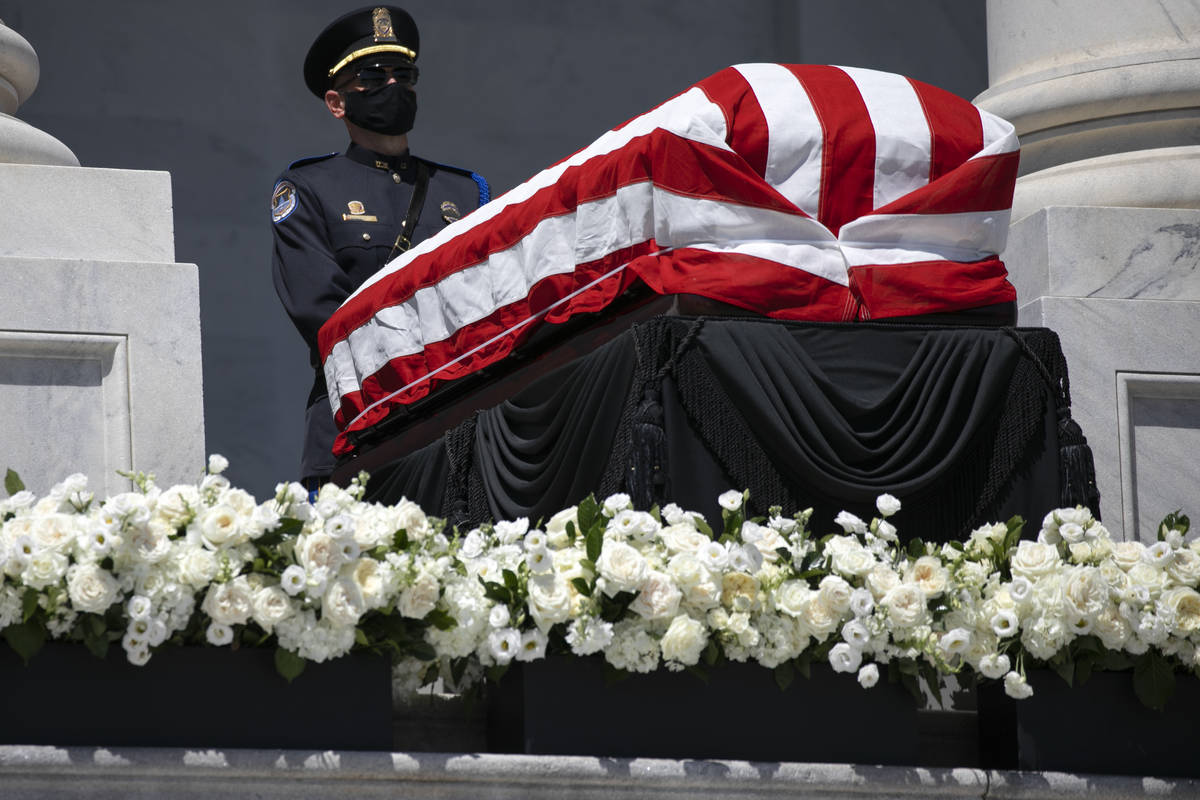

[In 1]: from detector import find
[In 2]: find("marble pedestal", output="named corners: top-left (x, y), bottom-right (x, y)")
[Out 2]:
top-left (1007, 205), bottom-right (1200, 541)
top-left (0, 163), bottom-right (204, 496)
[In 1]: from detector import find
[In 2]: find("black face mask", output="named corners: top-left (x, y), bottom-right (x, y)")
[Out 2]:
top-left (342, 82), bottom-right (417, 135)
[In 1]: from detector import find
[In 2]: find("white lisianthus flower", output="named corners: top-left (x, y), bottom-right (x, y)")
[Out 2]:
top-left (565, 617), bottom-right (614, 656)
top-left (525, 547), bottom-right (554, 575)
top-left (489, 604), bottom-right (511, 629)
top-left (544, 507), bottom-right (578, 548)
top-left (718, 490), bottom-right (744, 512)
top-left (875, 494), bottom-right (901, 518)
top-left (487, 627), bottom-right (521, 664)
top-left (841, 619), bottom-right (870, 648)
top-left (939, 627), bottom-right (972, 657)
top-left (1143, 541), bottom-right (1173, 569)
top-left (459, 529), bottom-right (487, 559)
top-left (493, 518), bottom-right (529, 546)
top-left (524, 530), bottom-right (547, 551)
top-left (828, 642), bottom-right (863, 673)
top-left (207, 454), bottom-right (229, 474)
top-left (874, 519), bottom-right (898, 542)
top-left (857, 663), bottom-right (880, 688)
top-left (602, 493), bottom-right (632, 517)
top-left (698, 541), bottom-right (730, 572)
top-left (67, 563), bottom-right (120, 613)
top-left (596, 540), bottom-right (648, 596)
top-left (834, 510), bottom-right (867, 535)
top-left (206, 621), bottom-right (234, 646)
top-left (1058, 522), bottom-right (1086, 545)
top-left (660, 614), bottom-right (707, 666)
top-left (127, 594), bottom-right (153, 622)
top-left (515, 628), bottom-right (549, 662)
top-left (1004, 670), bottom-right (1034, 699)
top-left (991, 609), bottom-right (1019, 638)
top-left (280, 564), bottom-right (307, 596)
top-left (978, 652), bottom-right (1011, 680)
top-left (849, 588), bottom-right (875, 618)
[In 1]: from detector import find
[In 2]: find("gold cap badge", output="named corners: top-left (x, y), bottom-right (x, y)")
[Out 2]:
top-left (373, 8), bottom-right (396, 42)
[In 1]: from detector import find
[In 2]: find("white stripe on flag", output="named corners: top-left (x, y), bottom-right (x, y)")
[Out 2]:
top-left (839, 66), bottom-right (931, 211)
top-left (838, 209), bottom-right (1012, 267)
top-left (732, 62), bottom-right (824, 219)
top-left (346, 87), bottom-right (733, 302)
top-left (978, 109), bottom-right (1019, 158)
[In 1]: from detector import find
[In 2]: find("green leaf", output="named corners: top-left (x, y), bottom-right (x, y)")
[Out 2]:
top-left (354, 628), bottom-right (370, 647)
top-left (565, 520), bottom-right (577, 546)
top-left (1133, 651), bottom-right (1175, 711)
top-left (774, 662), bottom-right (795, 692)
top-left (3, 620), bottom-right (45, 664)
top-left (684, 664), bottom-right (710, 684)
top-left (702, 639), bottom-right (719, 667)
top-left (393, 528), bottom-right (410, 550)
top-left (1002, 516), bottom-right (1026, 554)
top-left (478, 576), bottom-right (512, 605)
top-left (1051, 654), bottom-right (1075, 687)
top-left (424, 608), bottom-right (458, 631)
top-left (502, 569), bottom-right (520, 594)
top-left (577, 495), bottom-right (600, 534)
top-left (21, 589), bottom-right (39, 623)
top-left (570, 577), bottom-right (593, 598)
top-left (585, 525), bottom-right (603, 564)
top-left (694, 517), bottom-right (714, 538)
top-left (906, 538), bottom-right (926, 559)
top-left (4, 468), bottom-right (24, 496)
top-left (487, 663), bottom-right (510, 684)
top-left (1158, 510), bottom-right (1190, 540)
top-left (274, 647), bottom-right (307, 683)
top-left (410, 640), bottom-right (438, 662)
top-left (794, 652), bottom-right (812, 680)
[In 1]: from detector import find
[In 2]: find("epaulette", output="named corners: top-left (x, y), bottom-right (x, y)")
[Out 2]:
top-left (421, 157), bottom-right (491, 206)
top-left (286, 152), bottom-right (337, 171)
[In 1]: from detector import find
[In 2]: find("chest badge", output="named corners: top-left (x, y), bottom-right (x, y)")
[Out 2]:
top-left (440, 200), bottom-right (462, 224)
top-left (343, 200), bottom-right (378, 222)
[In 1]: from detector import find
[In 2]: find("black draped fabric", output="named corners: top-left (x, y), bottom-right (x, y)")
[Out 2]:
top-left (362, 317), bottom-right (1096, 541)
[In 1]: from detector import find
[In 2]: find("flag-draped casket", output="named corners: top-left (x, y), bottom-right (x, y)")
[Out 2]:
top-left (319, 64), bottom-right (1020, 456)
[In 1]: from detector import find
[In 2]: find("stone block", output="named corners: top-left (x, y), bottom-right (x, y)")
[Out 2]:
top-left (0, 257), bottom-right (203, 495)
top-left (0, 163), bottom-right (173, 263)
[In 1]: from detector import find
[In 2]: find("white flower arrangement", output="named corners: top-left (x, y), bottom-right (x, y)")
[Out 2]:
top-left (0, 461), bottom-right (1195, 709)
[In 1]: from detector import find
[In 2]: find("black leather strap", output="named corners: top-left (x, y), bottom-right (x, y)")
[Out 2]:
top-left (389, 159), bottom-right (431, 260)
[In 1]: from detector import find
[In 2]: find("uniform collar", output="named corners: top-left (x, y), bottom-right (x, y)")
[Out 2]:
top-left (345, 142), bottom-right (415, 177)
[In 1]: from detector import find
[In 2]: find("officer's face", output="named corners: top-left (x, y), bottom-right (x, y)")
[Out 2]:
top-left (333, 59), bottom-right (418, 93)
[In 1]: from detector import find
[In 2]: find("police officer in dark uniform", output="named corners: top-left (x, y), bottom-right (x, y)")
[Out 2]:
top-left (272, 6), bottom-right (489, 490)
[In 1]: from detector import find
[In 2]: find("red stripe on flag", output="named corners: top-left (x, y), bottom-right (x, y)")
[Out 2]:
top-left (785, 65), bottom-right (875, 236)
top-left (908, 77), bottom-right (984, 184)
top-left (848, 257), bottom-right (1016, 319)
top-left (696, 67), bottom-right (770, 178)
top-left (870, 151), bottom-right (1019, 216)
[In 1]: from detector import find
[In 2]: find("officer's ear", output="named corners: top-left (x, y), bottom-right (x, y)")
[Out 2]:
top-left (324, 89), bottom-right (347, 120)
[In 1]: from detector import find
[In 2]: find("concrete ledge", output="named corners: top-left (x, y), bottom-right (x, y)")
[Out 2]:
top-left (2, 746), bottom-right (1197, 799)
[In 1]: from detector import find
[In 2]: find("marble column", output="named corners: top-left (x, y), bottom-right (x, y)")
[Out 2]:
top-left (0, 17), bottom-right (205, 495)
top-left (975, 0), bottom-right (1200, 540)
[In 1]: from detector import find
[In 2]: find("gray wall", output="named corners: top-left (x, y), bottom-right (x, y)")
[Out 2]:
top-left (2, 1), bottom-right (986, 500)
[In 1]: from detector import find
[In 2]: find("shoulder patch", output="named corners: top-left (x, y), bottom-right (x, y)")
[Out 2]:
top-left (286, 152), bottom-right (337, 171)
top-left (271, 180), bottom-right (298, 223)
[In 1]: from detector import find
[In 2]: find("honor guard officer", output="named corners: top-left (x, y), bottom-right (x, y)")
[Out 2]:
top-left (271, 5), bottom-right (489, 492)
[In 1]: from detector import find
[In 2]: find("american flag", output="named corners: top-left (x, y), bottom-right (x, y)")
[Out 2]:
top-left (320, 64), bottom-right (1020, 455)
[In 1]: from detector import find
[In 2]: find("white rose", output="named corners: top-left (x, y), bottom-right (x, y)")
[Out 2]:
top-left (323, 578), bottom-right (366, 626)
top-left (197, 504), bottom-right (243, 549)
top-left (350, 557), bottom-right (388, 608)
top-left (252, 586), bottom-right (294, 632)
top-left (298, 532), bottom-right (341, 574)
top-left (818, 575), bottom-right (853, 614)
top-left (1127, 563), bottom-right (1166, 594)
top-left (831, 545), bottom-right (876, 578)
top-left (207, 454), bottom-right (229, 474)
top-left (595, 540), bottom-right (648, 596)
top-left (660, 614), bottom-right (707, 665)
top-left (631, 570), bottom-right (683, 620)
top-left (1010, 541), bottom-right (1061, 580)
top-left (544, 507), bottom-right (578, 548)
top-left (882, 583), bottom-right (928, 628)
top-left (459, 529), bottom-right (487, 559)
top-left (1168, 548), bottom-right (1200, 586)
top-left (67, 563), bottom-right (119, 613)
top-left (201, 578), bottom-right (254, 625)
top-left (659, 523), bottom-right (709, 555)
top-left (1063, 567), bottom-right (1107, 622)
top-left (865, 563), bottom-right (901, 599)
top-left (23, 550), bottom-right (68, 590)
top-left (398, 571), bottom-right (440, 619)
top-left (1112, 541), bottom-right (1145, 572)
top-left (1163, 587), bottom-right (1200, 633)
top-left (774, 580), bottom-right (812, 619)
top-left (176, 545), bottom-right (218, 588)
top-left (31, 514), bottom-right (78, 552)
top-left (528, 575), bottom-right (572, 629)
top-left (720, 572), bottom-right (760, 613)
top-left (905, 555), bottom-right (949, 598)
top-left (828, 642), bottom-right (862, 673)
top-left (155, 485), bottom-right (201, 528)
top-left (803, 595), bottom-right (842, 639)
top-left (875, 494), bottom-right (901, 518)
top-left (602, 493), bottom-right (632, 516)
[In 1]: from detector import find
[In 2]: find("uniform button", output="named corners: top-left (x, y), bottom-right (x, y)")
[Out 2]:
top-left (392, 173), bottom-right (401, 183)
top-left (362, 233), bottom-right (371, 241)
